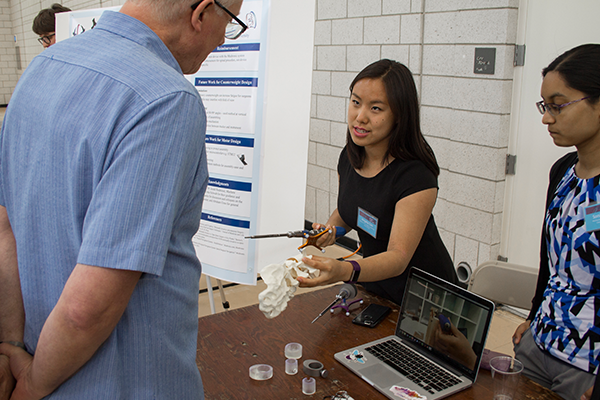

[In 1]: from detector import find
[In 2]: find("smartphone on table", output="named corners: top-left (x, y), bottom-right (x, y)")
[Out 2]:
top-left (352, 304), bottom-right (391, 328)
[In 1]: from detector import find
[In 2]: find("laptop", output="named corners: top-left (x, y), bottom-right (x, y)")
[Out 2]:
top-left (335, 267), bottom-right (495, 400)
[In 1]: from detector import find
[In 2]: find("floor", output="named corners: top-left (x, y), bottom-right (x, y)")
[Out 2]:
top-left (198, 244), bottom-right (523, 357)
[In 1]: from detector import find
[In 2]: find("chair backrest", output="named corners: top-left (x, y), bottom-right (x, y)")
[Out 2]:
top-left (468, 261), bottom-right (538, 310)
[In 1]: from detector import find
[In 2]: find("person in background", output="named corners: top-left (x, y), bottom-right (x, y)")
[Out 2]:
top-left (298, 59), bottom-right (457, 305)
top-left (512, 43), bottom-right (600, 400)
top-left (0, 0), bottom-right (245, 398)
top-left (32, 3), bottom-right (72, 48)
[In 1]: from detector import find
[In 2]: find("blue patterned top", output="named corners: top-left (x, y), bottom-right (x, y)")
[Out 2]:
top-left (532, 165), bottom-right (600, 374)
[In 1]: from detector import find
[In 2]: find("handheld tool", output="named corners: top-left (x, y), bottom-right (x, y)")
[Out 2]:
top-left (311, 283), bottom-right (358, 323)
top-left (245, 226), bottom-right (346, 239)
top-left (245, 226), bottom-right (346, 252)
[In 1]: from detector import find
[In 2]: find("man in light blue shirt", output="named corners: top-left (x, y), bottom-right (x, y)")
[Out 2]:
top-left (0, 0), bottom-right (245, 398)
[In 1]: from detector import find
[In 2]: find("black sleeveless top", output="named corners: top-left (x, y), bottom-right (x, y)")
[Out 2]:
top-left (338, 147), bottom-right (457, 305)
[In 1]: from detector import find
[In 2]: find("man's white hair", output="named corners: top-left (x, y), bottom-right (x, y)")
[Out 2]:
top-left (128, 0), bottom-right (238, 23)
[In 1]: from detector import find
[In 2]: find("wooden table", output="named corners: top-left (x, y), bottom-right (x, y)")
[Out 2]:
top-left (196, 285), bottom-right (560, 399)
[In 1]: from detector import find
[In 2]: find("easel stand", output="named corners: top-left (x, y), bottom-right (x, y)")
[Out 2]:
top-left (206, 276), bottom-right (230, 315)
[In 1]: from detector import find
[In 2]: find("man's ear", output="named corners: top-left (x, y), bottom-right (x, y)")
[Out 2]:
top-left (191, 0), bottom-right (213, 32)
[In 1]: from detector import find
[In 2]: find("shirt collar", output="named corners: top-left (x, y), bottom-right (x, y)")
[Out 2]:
top-left (94, 11), bottom-right (183, 74)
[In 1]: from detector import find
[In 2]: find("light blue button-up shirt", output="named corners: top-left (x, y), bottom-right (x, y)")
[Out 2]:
top-left (0, 11), bottom-right (207, 398)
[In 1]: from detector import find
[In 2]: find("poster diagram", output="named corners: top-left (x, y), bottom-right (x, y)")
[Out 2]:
top-left (55, 6), bottom-right (121, 42)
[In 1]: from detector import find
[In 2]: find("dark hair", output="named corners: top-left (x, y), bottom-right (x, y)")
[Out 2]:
top-left (346, 59), bottom-right (439, 176)
top-left (542, 43), bottom-right (600, 104)
top-left (32, 3), bottom-right (72, 35)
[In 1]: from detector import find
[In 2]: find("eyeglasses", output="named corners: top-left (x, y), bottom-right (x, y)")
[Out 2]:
top-left (38, 33), bottom-right (55, 45)
top-left (536, 96), bottom-right (591, 116)
top-left (191, 0), bottom-right (248, 40)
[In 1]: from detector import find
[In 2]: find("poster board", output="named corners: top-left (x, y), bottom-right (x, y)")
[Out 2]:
top-left (55, 1), bottom-right (314, 285)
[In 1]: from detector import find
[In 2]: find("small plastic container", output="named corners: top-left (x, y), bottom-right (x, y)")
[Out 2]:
top-left (285, 358), bottom-right (298, 375)
top-left (249, 364), bottom-right (273, 381)
top-left (285, 342), bottom-right (302, 359)
top-left (302, 377), bottom-right (316, 395)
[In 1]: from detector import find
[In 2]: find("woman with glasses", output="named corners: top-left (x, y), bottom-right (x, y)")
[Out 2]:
top-left (32, 3), bottom-right (71, 49)
top-left (512, 44), bottom-right (600, 400)
top-left (298, 59), bottom-right (457, 306)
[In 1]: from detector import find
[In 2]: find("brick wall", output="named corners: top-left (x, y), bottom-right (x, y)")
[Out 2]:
top-left (0, 0), bottom-right (17, 105)
top-left (307, 0), bottom-right (519, 271)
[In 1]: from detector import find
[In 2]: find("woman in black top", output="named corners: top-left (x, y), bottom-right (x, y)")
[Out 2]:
top-left (298, 59), bottom-right (457, 305)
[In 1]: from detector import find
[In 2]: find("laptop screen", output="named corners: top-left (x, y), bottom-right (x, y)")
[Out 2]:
top-left (396, 268), bottom-right (495, 380)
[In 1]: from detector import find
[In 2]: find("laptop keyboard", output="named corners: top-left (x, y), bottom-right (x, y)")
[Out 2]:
top-left (365, 339), bottom-right (462, 395)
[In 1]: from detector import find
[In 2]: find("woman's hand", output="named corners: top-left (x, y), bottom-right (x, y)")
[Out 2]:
top-left (512, 320), bottom-right (531, 345)
top-left (297, 255), bottom-right (352, 287)
top-left (581, 385), bottom-right (594, 400)
top-left (310, 223), bottom-right (338, 249)
top-left (310, 209), bottom-right (350, 249)
top-left (432, 321), bottom-right (476, 370)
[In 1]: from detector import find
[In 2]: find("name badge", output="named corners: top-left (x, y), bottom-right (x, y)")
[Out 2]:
top-left (584, 203), bottom-right (600, 233)
top-left (357, 207), bottom-right (378, 238)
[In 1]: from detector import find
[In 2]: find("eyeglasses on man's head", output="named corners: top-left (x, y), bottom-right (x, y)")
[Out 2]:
top-left (38, 33), bottom-right (55, 45)
top-left (190, 0), bottom-right (248, 40)
top-left (536, 96), bottom-right (592, 116)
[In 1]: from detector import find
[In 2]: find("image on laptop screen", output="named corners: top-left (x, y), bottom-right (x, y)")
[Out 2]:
top-left (397, 271), bottom-right (494, 378)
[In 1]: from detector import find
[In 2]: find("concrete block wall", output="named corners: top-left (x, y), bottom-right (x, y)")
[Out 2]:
top-left (0, 0), bottom-right (17, 105)
top-left (1, 0), bottom-right (125, 105)
top-left (307, 0), bottom-right (519, 271)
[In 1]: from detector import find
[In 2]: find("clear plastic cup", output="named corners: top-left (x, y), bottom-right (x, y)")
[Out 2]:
top-left (248, 364), bottom-right (273, 381)
top-left (302, 377), bottom-right (316, 395)
top-left (490, 356), bottom-right (523, 400)
top-left (285, 342), bottom-right (302, 359)
top-left (285, 358), bottom-right (298, 375)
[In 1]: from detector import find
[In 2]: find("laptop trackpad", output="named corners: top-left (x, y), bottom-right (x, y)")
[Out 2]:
top-left (361, 364), bottom-right (405, 388)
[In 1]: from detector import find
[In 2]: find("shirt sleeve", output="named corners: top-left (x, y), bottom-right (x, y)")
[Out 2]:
top-left (392, 160), bottom-right (438, 203)
top-left (77, 92), bottom-right (207, 276)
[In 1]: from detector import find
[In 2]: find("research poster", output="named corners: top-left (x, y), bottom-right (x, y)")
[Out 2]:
top-left (190, 0), bottom-right (269, 285)
top-left (57, 2), bottom-right (278, 286)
